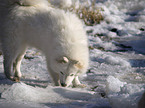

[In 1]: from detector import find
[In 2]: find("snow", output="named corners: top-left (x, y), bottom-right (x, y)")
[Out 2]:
top-left (1, 82), bottom-right (94, 103)
top-left (0, 0), bottom-right (145, 108)
top-left (104, 55), bottom-right (131, 67)
top-left (0, 82), bottom-right (110, 107)
top-left (107, 76), bottom-right (145, 108)
top-left (50, 0), bottom-right (72, 8)
top-left (0, 100), bottom-right (49, 108)
top-left (106, 76), bottom-right (127, 94)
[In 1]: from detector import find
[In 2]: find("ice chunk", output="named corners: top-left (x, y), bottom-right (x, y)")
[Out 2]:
top-left (2, 83), bottom-right (58, 103)
top-left (108, 93), bottom-right (141, 108)
top-left (106, 76), bottom-right (127, 94)
top-left (1, 83), bottom-right (94, 103)
top-left (107, 31), bottom-right (118, 38)
top-left (105, 56), bottom-right (131, 67)
top-left (121, 84), bottom-right (145, 95)
top-left (106, 76), bottom-right (145, 108)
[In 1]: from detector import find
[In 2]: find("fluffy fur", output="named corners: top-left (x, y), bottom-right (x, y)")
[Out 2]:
top-left (0, 0), bottom-right (89, 87)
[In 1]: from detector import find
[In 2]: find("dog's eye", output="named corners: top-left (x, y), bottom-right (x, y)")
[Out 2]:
top-left (70, 74), bottom-right (74, 76)
top-left (60, 71), bottom-right (64, 75)
top-left (59, 60), bottom-right (68, 64)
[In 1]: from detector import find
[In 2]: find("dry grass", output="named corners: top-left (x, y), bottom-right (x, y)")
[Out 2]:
top-left (48, 0), bottom-right (104, 26)
top-left (67, 1), bottom-right (104, 26)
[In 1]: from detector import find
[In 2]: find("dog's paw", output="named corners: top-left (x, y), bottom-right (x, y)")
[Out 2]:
top-left (12, 77), bottom-right (20, 82)
top-left (73, 84), bottom-right (86, 88)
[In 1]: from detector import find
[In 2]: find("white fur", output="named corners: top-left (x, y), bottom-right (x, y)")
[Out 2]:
top-left (0, 0), bottom-right (89, 87)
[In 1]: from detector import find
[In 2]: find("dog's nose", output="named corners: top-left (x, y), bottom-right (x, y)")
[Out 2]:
top-left (61, 83), bottom-right (67, 87)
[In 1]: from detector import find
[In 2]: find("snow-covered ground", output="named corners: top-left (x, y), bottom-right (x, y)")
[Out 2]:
top-left (0, 0), bottom-right (145, 108)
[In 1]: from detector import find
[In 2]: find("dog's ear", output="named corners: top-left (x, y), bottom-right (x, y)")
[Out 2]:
top-left (56, 57), bottom-right (69, 63)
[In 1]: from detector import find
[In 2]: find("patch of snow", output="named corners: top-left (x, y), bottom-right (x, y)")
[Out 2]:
top-left (0, 100), bottom-right (49, 108)
top-left (1, 82), bottom-right (95, 103)
top-left (106, 76), bottom-right (145, 108)
top-left (49, 0), bottom-right (72, 8)
top-left (106, 76), bottom-right (127, 94)
top-left (104, 55), bottom-right (131, 67)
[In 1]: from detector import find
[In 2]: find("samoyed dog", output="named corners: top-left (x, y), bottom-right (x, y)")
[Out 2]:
top-left (0, 0), bottom-right (89, 87)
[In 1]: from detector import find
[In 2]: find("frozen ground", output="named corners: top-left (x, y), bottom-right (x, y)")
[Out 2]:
top-left (0, 0), bottom-right (145, 108)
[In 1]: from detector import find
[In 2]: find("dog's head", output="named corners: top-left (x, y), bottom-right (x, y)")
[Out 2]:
top-left (55, 56), bottom-right (84, 87)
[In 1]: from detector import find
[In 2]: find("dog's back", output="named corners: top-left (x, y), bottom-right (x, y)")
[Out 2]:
top-left (0, 0), bottom-right (48, 6)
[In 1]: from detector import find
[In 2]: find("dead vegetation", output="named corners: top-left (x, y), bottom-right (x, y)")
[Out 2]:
top-left (69, 1), bottom-right (104, 26)
top-left (50, 0), bottom-right (104, 26)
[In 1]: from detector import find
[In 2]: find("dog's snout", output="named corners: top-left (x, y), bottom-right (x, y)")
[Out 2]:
top-left (61, 83), bottom-right (67, 87)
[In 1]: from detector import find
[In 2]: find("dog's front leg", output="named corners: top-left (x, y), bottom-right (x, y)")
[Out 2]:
top-left (72, 76), bottom-right (86, 88)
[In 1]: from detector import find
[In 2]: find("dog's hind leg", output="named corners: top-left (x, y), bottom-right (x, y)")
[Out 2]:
top-left (3, 49), bottom-right (18, 81)
top-left (3, 57), bottom-right (14, 80)
top-left (13, 47), bottom-right (26, 82)
top-left (2, 40), bottom-right (26, 81)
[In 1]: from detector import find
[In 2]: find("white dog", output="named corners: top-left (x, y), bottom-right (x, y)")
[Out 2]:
top-left (0, 0), bottom-right (89, 87)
